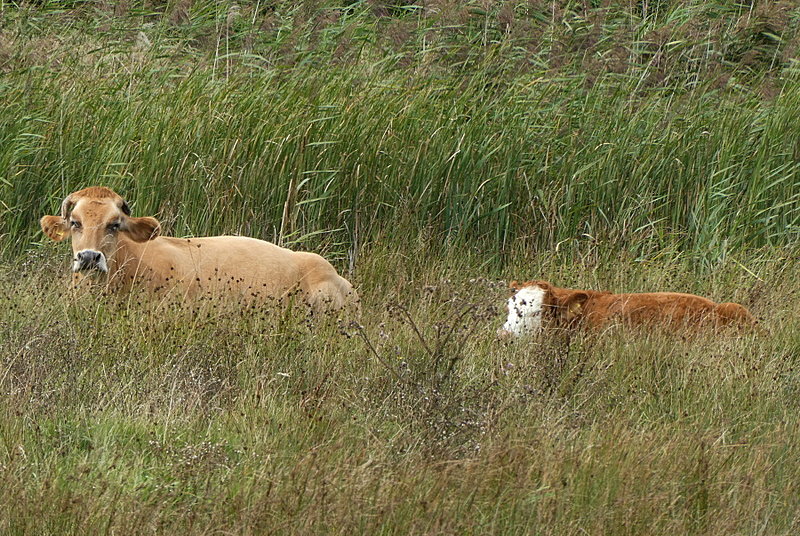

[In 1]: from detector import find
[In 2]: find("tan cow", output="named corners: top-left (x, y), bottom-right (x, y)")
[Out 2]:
top-left (499, 279), bottom-right (755, 337)
top-left (40, 187), bottom-right (358, 312)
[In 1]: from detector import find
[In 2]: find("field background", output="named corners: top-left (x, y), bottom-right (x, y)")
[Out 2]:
top-left (1, 1), bottom-right (800, 533)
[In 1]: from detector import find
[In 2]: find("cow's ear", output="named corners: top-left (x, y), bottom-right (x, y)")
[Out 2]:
top-left (40, 215), bottom-right (70, 242)
top-left (509, 280), bottom-right (521, 290)
top-left (124, 216), bottom-right (161, 242)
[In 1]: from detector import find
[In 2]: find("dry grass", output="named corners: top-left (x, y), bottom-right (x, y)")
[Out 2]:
top-left (1, 246), bottom-right (799, 534)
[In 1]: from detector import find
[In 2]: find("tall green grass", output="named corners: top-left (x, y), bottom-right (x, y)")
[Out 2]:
top-left (1, 1), bottom-right (799, 264)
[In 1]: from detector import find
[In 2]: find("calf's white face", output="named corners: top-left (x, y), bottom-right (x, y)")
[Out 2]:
top-left (501, 285), bottom-right (546, 337)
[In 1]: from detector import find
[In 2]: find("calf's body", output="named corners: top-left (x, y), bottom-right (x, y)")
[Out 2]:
top-left (500, 280), bottom-right (755, 337)
top-left (572, 290), bottom-right (754, 330)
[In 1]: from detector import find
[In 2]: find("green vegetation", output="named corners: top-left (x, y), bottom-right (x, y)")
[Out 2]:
top-left (1, 1), bottom-right (799, 533)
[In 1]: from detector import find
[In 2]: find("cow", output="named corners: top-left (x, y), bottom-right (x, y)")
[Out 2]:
top-left (39, 187), bottom-right (358, 312)
top-left (499, 279), bottom-right (756, 337)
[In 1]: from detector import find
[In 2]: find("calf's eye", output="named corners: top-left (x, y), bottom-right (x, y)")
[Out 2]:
top-left (107, 222), bottom-right (121, 233)
top-left (70, 221), bottom-right (81, 229)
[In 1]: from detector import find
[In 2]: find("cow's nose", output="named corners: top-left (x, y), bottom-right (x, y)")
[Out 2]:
top-left (75, 250), bottom-right (104, 271)
top-left (78, 250), bottom-right (101, 265)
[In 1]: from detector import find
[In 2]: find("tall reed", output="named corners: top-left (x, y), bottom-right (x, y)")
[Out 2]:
top-left (1, 1), bottom-right (798, 263)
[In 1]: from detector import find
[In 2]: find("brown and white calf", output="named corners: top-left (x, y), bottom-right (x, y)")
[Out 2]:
top-left (499, 280), bottom-right (756, 337)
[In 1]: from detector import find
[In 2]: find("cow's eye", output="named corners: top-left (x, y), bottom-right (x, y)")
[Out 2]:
top-left (107, 222), bottom-right (121, 233)
top-left (70, 220), bottom-right (82, 230)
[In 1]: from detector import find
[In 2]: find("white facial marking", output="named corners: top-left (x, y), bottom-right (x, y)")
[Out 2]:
top-left (501, 285), bottom-right (546, 337)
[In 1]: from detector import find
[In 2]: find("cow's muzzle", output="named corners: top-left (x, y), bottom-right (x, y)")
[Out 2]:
top-left (73, 250), bottom-right (108, 273)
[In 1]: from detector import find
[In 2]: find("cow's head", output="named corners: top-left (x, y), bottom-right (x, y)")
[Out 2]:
top-left (498, 280), bottom-right (590, 337)
top-left (40, 187), bottom-right (160, 275)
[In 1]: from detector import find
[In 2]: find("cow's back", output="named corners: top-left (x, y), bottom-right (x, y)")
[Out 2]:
top-left (131, 235), bottom-right (354, 308)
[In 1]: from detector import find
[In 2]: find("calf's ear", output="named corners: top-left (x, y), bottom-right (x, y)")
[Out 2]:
top-left (40, 215), bottom-right (70, 242)
top-left (124, 216), bottom-right (161, 242)
top-left (532, 280), bottom-right (551, 291)
top-left (562, 291), bottom-right (589, 318)
top-left (510, 280), bottom-right (551, 290)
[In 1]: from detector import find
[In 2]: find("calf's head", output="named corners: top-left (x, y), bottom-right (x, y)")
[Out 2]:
top-left (40, 187), bottom-right (160, 275)
top-left (499, 280), bottom-right (590, 337)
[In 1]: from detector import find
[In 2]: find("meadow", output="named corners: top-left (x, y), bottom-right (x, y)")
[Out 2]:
top-left (1, 1), bottom-right (800, 533)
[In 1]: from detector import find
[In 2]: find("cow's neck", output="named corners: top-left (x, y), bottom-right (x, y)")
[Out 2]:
top-left (107, 236), bottom-right (157, 289)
